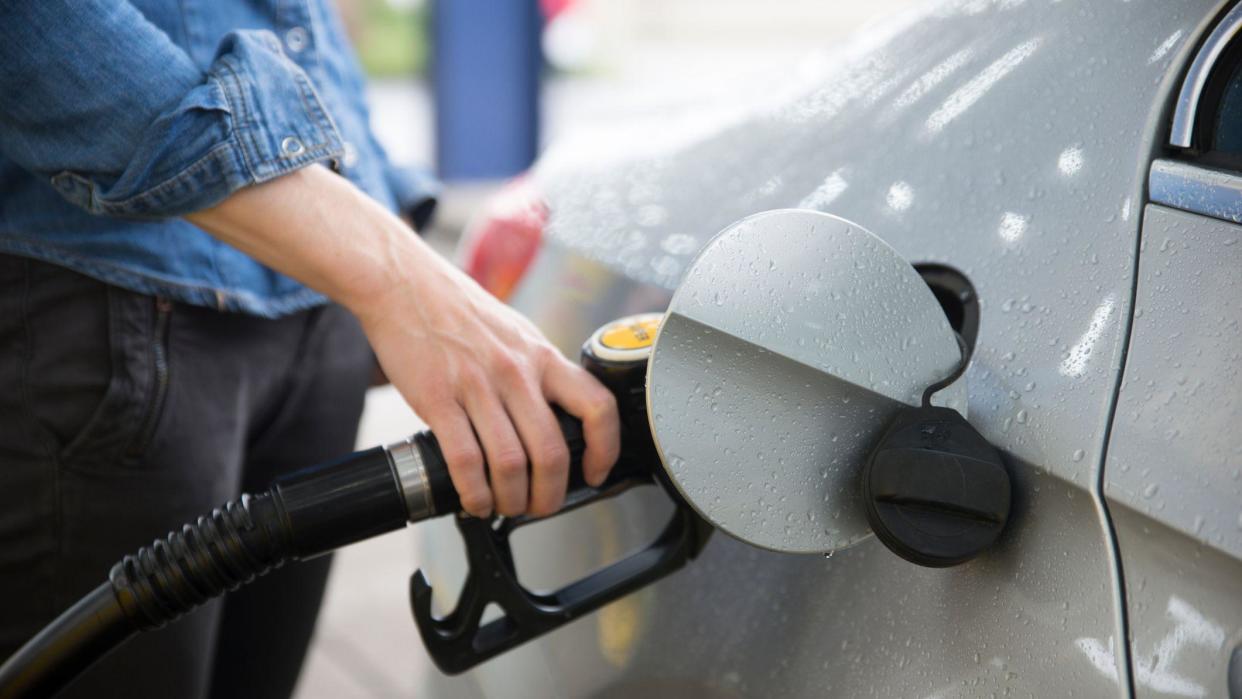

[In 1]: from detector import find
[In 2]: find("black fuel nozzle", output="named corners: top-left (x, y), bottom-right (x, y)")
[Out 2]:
top-left (409, 313), bottom-right (711, 675)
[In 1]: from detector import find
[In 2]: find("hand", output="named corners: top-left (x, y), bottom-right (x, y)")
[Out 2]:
top-left (187, 165), bottom-right (621, 518)
top-left (356, 248), bottom-right (620, 517)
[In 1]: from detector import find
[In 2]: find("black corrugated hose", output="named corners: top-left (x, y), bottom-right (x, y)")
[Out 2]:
top-left (0, 446), bottom-right (409, 699)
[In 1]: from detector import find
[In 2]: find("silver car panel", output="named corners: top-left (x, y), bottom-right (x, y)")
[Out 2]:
top-left (420, 464), bottom-right (1125, 698)
top-left (1104, 204), bottom-right (1242, 698)
top-left (419, 0), bottom-right (1237, 695)
top-left (1106, 205), bottom-right (1242, 559)
top-left (1110, 504), bottom-right (1242, 699)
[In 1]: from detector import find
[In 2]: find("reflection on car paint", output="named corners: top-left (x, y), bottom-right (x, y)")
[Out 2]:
top-left (885, 181), bottom-right (914, 212)
top-left (894, 48), bottom-right (975, 120)
top-left (1148, 29), bottom-right (1185, 65)
top-left (659, 233), bottom-right (698, 256)
top-left (924, 38), bottom-right (1041, 135)
top-left (998, 211), bottom-right (1028, 244)
top-left (1077, 596), bottom-right (1226, 698)
top-left (797, 168), bottom-right (850, 210)
top-left (1058, 145), bottom-right (1085, 177)
top-left (1060, 295), bottom-right (1117, 379)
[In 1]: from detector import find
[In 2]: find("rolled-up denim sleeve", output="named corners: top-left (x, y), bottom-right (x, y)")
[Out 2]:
top-left (383, 164), bottom-right (440, 229)
top-left (0, 1), bottom-right (344, 218)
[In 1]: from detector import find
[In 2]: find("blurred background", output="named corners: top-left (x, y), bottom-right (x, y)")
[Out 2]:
top-left (298, 0), bottom-right (912, 696)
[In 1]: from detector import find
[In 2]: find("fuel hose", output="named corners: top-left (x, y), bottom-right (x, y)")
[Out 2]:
top-left (0, 411), bottom-right (586, 699)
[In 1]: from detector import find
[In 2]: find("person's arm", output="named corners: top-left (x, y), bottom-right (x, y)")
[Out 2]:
top-left (0, 1), bottom-right (344, 217)
top-left (187, 165), bottom-right (620, 517)
top-left (0, 0), bottom-right (620, 517)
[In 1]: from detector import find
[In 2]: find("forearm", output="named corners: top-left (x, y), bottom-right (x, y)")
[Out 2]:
top-left (188, 164), bottom-right (620, 519)
top-left (186, 164), bottom-right (423, 318)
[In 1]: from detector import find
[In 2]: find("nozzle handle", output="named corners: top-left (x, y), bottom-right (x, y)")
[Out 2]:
top-left (409, 442), bottom-right (708, 676)
top-left (409, 407), bottom-right (587, 518)
top-left (407, 314), bottom-right (710, 675)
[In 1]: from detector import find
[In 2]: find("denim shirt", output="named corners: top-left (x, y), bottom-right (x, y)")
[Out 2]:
top-left (0, 0), bottom-right (436, 317)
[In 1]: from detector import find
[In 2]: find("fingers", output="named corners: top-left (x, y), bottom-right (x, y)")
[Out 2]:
top-left (461, 387), bottom-right (529, 517)
top-left (542, 358), bottom-right (620, 488)
top-left (501, 377), bottom-right (570, 518)
top-left (423, 406), bottom-right (493, 518)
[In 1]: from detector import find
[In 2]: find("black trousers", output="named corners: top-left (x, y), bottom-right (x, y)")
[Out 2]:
top-left (0, 255), bottom-right (374, 698)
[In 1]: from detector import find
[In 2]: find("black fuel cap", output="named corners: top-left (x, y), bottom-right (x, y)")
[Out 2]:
top-left (863, 405), bottom-right (1011, 567)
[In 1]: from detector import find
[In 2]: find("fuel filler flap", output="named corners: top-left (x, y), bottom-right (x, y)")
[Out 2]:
top-left (646, 209), bottom-right (967, 554)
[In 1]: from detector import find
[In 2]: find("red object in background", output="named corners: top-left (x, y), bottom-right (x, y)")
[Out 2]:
top-left (460, 176), bottom-right (548, 301)
top-left (539, 0), bottom-right (576, 21)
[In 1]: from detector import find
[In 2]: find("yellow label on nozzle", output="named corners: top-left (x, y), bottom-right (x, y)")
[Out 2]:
top-left (599, 316), bottom-right (660, 350)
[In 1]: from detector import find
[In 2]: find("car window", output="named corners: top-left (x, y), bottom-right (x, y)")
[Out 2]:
top-left (1153, 2), bottom-right (1242, 224)
top-left (1168, 1), bottom-right (1242, 161)
top-left (1208, 49), bottom-right (1242, 156)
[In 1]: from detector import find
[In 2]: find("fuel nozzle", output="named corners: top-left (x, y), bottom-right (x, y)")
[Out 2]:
top-left (410, 311), bottom-right (710, 675)
top-left (581, 312), bottom-right (662, 433)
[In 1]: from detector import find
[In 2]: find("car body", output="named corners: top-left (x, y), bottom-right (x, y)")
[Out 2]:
top-left (420, 0), bottom-right (1242, 696)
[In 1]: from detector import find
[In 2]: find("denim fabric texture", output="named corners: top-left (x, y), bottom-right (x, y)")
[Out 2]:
top-left (0, 0), bottom-right (437, 317)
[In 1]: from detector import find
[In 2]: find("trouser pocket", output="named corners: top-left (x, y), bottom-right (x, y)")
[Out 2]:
top-left (122, 297), bottom-right (172, 461)
top-left (3, 256), bottom-right (172, 472)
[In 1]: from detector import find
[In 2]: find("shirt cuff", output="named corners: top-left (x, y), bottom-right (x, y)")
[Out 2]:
top-left (50, 30), bottom-right (344, 219)
top-left (385, 164), bottom-right (440, 230)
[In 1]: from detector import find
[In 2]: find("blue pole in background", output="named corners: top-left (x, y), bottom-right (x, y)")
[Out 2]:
top-left (432, 0), bottom-right (541, 181)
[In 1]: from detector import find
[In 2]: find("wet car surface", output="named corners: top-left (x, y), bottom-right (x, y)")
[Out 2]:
top-left (423, 1), bottom-right (1242, 696)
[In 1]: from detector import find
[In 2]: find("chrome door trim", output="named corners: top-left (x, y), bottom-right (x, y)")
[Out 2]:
top-left (1170, 1), bottom-right (1242, 148)
top-left (1148, 158), bottom-right (1242, 223)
